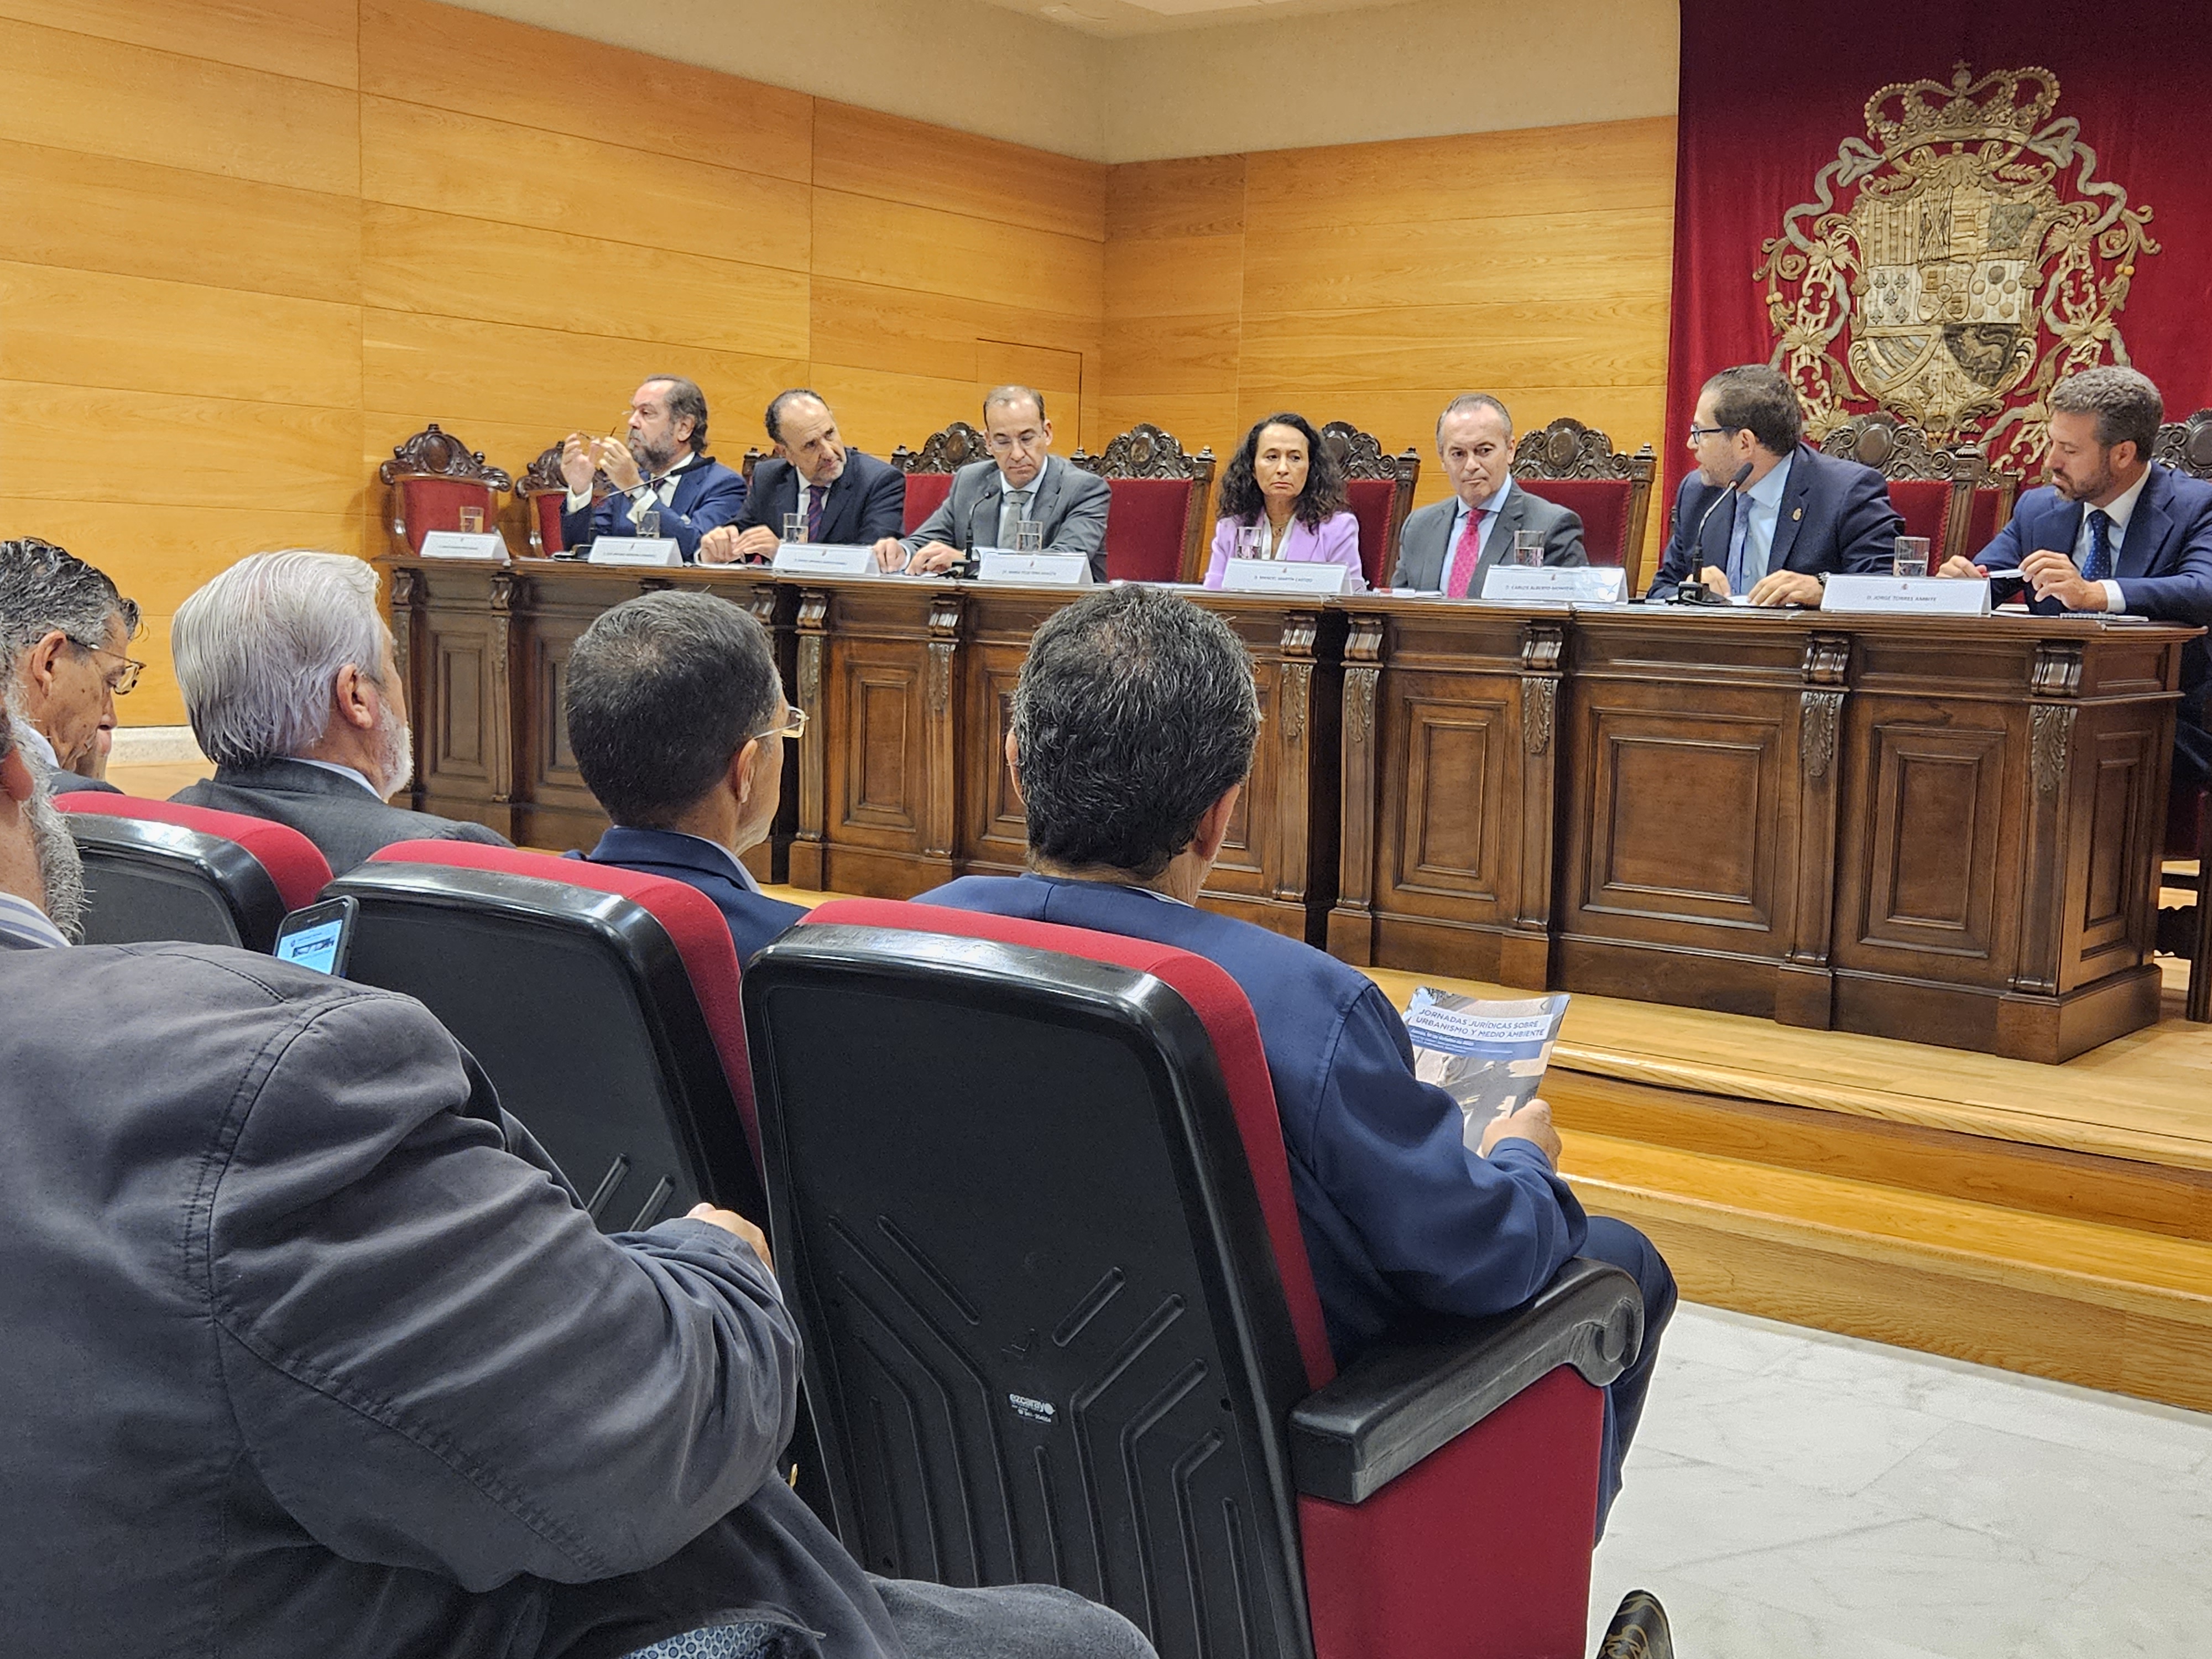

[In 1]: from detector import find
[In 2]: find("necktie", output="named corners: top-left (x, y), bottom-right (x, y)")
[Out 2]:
top-left (806, 484), bottom-right (826, 545)
top-left (2083, 508), bottom-right (2113, 582)
top-left (1725, 492), bottom-right (1755, 592)
top-left (1444, 507), bottom-right (1489, 597)
top-left (998, 488), bottom-right (1032, 549)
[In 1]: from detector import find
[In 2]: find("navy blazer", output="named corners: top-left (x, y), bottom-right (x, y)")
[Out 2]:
top-left (559, 455), bottom-right (748, 561)
top-left (583, 825), bottom-right (805, 965)
top-left (1646, 443), bottom-right (1902, 600)
top-left (921, 873), bottom-right (1587, 1364)
top-left (734, 451), bottom-right (906, 549)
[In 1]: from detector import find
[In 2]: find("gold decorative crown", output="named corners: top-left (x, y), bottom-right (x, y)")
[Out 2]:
top-left (1864, 61), bottom-right (2060, 150)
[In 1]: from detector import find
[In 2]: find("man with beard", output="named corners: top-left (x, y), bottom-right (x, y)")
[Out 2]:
top-left (0, 535), bottom-right (143, 795)
top-left (169, 550), bottom-right (510, 872)
top-left (558, 375), bottom-right (748, 562)
top-left (0, 706), bottom-right (87, 947)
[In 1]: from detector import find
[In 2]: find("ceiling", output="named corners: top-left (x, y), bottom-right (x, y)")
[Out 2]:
top-left (977, 0), bottom-right (1422, 39)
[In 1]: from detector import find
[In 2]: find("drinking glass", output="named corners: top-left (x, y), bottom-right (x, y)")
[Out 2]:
top-left (1893, 536), bottom-right (1932, 579)
top-left (1237, 522), bottom-right (1269, 561)
top-left (1513, 531), bottom-right (1544, 567)
top-left (783, 512), bottom-right (808, 545)
top-left (635, 504), bottom-right (661, 539)
top-left (456, 505), bottom-right (485, 535)
top-left (1014, 519), bottom-right (1045, 554)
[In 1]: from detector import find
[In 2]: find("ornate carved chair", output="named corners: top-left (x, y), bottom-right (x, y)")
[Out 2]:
top-left (742, 447), bottom-right (768, 487)
top-left (1963, 465), bottom-right (2024, 563)
top-left (1509, 419), bottom-right (1659, 585)
top-left (379, 424), bottom-right (513, 557)
top-left (1069, 422), bottom-right (1216, 583)
top-left (2154, 409), bottom-right (2212, 479)
top-left (517, 443), bottom-right (574, 556)
top-left (2153, 411), bottom-right (2212, 1018)
top-left (1319, 421), bottom-right (1419, 591)
top-left (889, 420), bottom-right (994, 536)
top-left (1817, 413), bottom-right (1985, 565)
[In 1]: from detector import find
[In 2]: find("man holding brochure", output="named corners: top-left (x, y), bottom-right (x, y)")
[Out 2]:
top-left (921, 585), bottom-right (1673, 1535)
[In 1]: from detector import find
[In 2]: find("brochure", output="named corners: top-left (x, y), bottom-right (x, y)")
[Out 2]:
top-left (1403, 988), bottom-right (1571, 1150)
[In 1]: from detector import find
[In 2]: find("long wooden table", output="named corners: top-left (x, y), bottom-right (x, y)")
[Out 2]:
top-left (384, 556), bottom-right (2193, 1062)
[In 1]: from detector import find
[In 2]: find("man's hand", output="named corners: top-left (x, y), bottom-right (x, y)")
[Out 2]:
top-left (1479, 1098), bottom-right (1564, 1166)
top-left (559, 432), bottom-right (597, 494)
top-left (2022, 548), bottom-right (2107, 611)
top-left (1938, 554), bottom-right (1986, 580)
top-left (871, 536), bottom-right (911, 572)
top-left (595, 436), bottom-right (642, 493)
top-left (1697, 564), bottom-right (1731, 597)
top-left (698, 525), bottom-right (779, 566)
top-left (1747, 569), bottom-right (1824, 608)
top-left (687, 1201), bottom-right (773, 1272)
top-left (907, 540), bottom-right (964, 576)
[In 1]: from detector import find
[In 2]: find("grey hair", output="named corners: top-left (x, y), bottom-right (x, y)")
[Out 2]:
top-left (2050, 366), bottom-right (2163, 462)
top-left (0, 536), bottom-right (142, 674)
top-left (1436, 394), bottom-right (1514, 451)
top-left (0, 701), bottom-right (86, 940)
top-left (1011, 586), bottom-right (1258, 880)
top-left (172, 551), bottom-right (394, 768)
top-left (644, 374), bottom-right (710, 453)
top-left (983, 384), bottom-right (1048, 424)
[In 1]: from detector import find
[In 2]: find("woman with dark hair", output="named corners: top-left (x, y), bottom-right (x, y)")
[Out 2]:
top-left (1201, 412), bottom-right (1364, 589)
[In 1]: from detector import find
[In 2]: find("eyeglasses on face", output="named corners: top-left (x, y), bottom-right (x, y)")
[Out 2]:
top-left (75, 640), bottom-right (144, 696)
top-left (752, 705), bottom-right (808, 742)
top-left (1684, 424), bottom-right (1740, 446)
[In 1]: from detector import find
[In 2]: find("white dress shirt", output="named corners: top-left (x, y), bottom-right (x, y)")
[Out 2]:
top-left (2070, 466), bottom-right (2151, 613)
top-left (0, 889), bottom-right (67, 950)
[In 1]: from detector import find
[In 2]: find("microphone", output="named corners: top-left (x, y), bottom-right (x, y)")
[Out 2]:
top-left (1672, 462), bottom-right (1754, 606)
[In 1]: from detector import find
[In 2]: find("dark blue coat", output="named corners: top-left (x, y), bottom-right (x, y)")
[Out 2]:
top-left (921, 873), bottom-right (1587, 1364)
top-left (582, 826), bottom-right (805, 966)
top-left (1646, 442), bottom-right (1902, 599)
top-left (734, 451), bottom-right (906, 548)
top-left (559, 456), bottom-right (748, 562)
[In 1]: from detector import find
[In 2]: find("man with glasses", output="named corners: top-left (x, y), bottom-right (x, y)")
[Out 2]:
top-left (1646, 364), bottom-right (1900, 605)
top-left (883, 385), bottom-right (1112, 580)
top-left (564, 589), bottom-right (808, 963)
top-left (0, 536), bottom-right (144, 794)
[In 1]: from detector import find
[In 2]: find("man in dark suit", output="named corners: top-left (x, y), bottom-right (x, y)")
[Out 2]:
top-left (169, 551), bottom-right (509, 873)
top-left (1646, 364), bottom-right (1902, 604)
top-left (0, 535), bottom-right (141, 795)
top-left (921, 585), bottom-right (1673, 1537)
top-left (1393, 394), bottom-right (1587, 594)
top-left (564, 588), bottom-right (806, 964)
top-left (697, 389), bottom-right (906, 566)
top-left (889, 385), bottom-right (1112, 582)
top-left (556, 375), bottom-right (748, 562)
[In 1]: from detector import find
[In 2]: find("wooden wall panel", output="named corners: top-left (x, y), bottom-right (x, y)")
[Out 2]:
top-left (0, 0), bottom-right (358, 86)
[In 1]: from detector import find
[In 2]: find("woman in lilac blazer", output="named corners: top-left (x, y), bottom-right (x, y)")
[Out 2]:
top-left (1202, 411), bottom-right (1366, 589)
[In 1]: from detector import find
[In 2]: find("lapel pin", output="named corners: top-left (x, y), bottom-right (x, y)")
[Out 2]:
top-left (1792, 507), bottom-right (1804, 520)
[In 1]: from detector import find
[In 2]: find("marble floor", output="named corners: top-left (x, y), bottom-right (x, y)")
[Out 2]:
top-left (1587, 1305), bottom-right (2212, 1658)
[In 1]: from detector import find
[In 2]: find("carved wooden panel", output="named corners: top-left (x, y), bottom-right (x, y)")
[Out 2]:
top-left (1854, 723), bottom-right (2005, 958)
top-left (1397, 699), bottom-right (1502, 898)
top-left (2075, 725), bottom-right (2156, 971)
top-left (432, 632), bottom-right (491, 778)
top-left (846, 664), bottom-right (920, 831)
top-left (1584, 714), bottom-right (1780, 930)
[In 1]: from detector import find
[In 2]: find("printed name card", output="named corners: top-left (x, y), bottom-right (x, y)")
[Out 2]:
top-left (976, 549), bottom-right (1092, 586)
top-left (1221, 557), bottom-right (1352, 596)
top-left (587, 536), bottom-right (682, 567)
top-left (417, 531), bottom-right (509, 562)
top-left (1820, 575), bottom-right (1992, 616)
top-left (772, 543), bottom-right (878, 576)
top-left (1478, 565), bottom-right (1628, 604)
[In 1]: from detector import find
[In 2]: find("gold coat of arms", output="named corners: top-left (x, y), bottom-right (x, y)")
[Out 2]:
top-left (1757, 64), bottom-right (2158, 472)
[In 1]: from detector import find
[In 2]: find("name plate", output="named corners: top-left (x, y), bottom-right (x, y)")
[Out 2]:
top-left (1222, 557), bottom-right (1351, 596)
top-left (1478, 565), bottom-right (1627, 604)
top-left (976, 549), bottom-right (1092, 586)
top-left (1820, 575), bottom-right (1992, 616)
top-left (588, 536), bottom-right (682, 567)
top-left (418, 530), bottom-right (509, 562)
top-left (772, 542), bottom-right (878, 576)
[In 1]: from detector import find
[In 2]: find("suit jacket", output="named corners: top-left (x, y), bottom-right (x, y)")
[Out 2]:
top-left (1978, 463), bottom-right (2212, 786)
top-left (0, 938), bottom-right (916, 1658)
top-left (901, 455), bottom-right (1113, 582)
top-left (921, 873), bottom-right (1586, 1364)
top-left (1201, 510), bottom-right (1366, 589)
top-left (1392, 482), bottom-right (1588, 594)
top-left (45, 770), bottom-right (121, 796)
top-left (1646, 444), bottom-right (1902, 600)
top-left (172, 757), bottom-right (509, 874)
top-left (559, 454), bottom-right (748, 562)
top-left (581, 825), bottom-right (806, 965)
top-left (734, 451), bottom-right (905, 549)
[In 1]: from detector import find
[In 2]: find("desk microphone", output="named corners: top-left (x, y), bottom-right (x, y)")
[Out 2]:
top-left (1672, 462), bottom-right (1754, 606)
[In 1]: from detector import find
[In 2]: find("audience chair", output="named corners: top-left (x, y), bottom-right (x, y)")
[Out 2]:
top-left (1319, 421), bottom-right (1419, 591)
top-left (57, 794), bottom-right (332, 952)
top-left (1068, 422), bottom-right (1217, 583)
top-left (379, 424), bottom-right (514, 557)
top-left (2153, 410), bottom-right (2212, 1018)
top-left (1510, 418), bottom-right (1660, 587)
top-left (743, 896), bottom-right (1643, 1659)
top-left (325, 841), bottom-right (769, 1228)
top-left (1817, 413), bottom-right (1984, 565)
top-left (889, 421), bottom-right (995, 536)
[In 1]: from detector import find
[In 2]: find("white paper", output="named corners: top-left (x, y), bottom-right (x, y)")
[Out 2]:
top-left (1820, 574), bottom-right (1992, 615)
top-left (417, 530), bottom-right (509, 561)
top-left (772, 543), bottom-right (878, 576)
top-left (587, 536), bottom-right (683, 567)
top-left (975, 549), bottom-right (1092, 586)
top-left (1478, 565), bottom-right (1627, 604)
top-left (1221, 557), bottom-right (1352, 596)
top-left (1403, 988), bottom-right (1571, 1149)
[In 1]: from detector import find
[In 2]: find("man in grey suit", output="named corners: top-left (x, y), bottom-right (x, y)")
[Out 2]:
top-left (169, 550), bottom-right (510, 873)
top-left (887, 385), bottom-right (1113, 582)
top-left (1392, 395), bottom-right (1586, 596)
top-left (0, 535), bottom-right (142, 795)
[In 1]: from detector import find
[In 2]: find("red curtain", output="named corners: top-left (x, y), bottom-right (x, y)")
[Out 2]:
top-left (1666, 2), bottom-right (2212, 504)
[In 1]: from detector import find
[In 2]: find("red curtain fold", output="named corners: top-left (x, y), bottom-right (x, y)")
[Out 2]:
top-left (1666, 3), bottom-right (2212, 507)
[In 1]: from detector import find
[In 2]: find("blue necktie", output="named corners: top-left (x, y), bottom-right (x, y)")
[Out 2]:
top-left (1725, 492), bottom-right (1754, 591)
top-left (2082, 508), bottom-right (2112, 582)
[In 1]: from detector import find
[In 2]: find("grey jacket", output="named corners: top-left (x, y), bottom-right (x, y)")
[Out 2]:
top-left (172, 757), bottom-right (508, 874)
top-left (1391, 482), bottom-right (1587, 594)
top-left (901, 455), bottom-right (1113, 581)
top-left (0, 940), bottom-right (912, 1658)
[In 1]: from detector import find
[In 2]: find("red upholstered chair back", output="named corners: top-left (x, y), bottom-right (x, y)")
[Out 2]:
top-left (378, 424), bottom-right (512, 556)
top-left (897, 473), bottom-right (952, 534)
top-left (1071, 423), bottom-right (1217, 583)
top-left (1342, 478), bottom-right (1400, 589)
top-left (1818, 413), bottom-right (1984, 562)
top-left (327, 841), bottom-right (767, 1228)
top-left (1510, 419), bottom-right (1660, 583)
top-left (1519, 478), bottom-right (1632, 567)
top-left (890, 420), bottom-right (994, 535)
top-left (1966, 472), bottom-right (2022, 558)
top-left (58, 793), bottom-right (333, 952)
top-left (1887, 478), bottom-right (1952, 550)
top-left (1320, 421), bottom-right (1418, 589)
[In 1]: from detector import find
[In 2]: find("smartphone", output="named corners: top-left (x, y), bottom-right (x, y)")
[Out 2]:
top-left (273, 895), bottom-right (358, 977)
top-left (1987, 570), bottom-right (2029, 599)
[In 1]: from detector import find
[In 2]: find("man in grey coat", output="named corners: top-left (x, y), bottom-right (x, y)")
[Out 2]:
top-left (0, 697), bottom-right (1152, 1659)
top-left (169, 549), bottom-right (511, 873)
top-left (887, 387), bottom-right (1113, 582)
top-left (1392, 394), bottom-right (1587, 596)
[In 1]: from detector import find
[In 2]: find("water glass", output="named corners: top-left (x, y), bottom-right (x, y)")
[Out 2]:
top-left (783, 512), bottom-right (808, 545)
top-left (1893, 536), bottom-right (1932, 579)
top-left (1237, 522), bottom-right (1269, 561)
top-left (635, 504), bottom-right (661, 539)
top-left (1514, 531), bottom-right (1544, 568)
top-left (456, 505), bottom-right (485, 535)
top-left (1014, 519), bottom-right (1045, 554)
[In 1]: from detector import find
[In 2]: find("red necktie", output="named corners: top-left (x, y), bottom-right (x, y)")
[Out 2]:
top-left (1444, 507), bottom-right (1489, 597)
